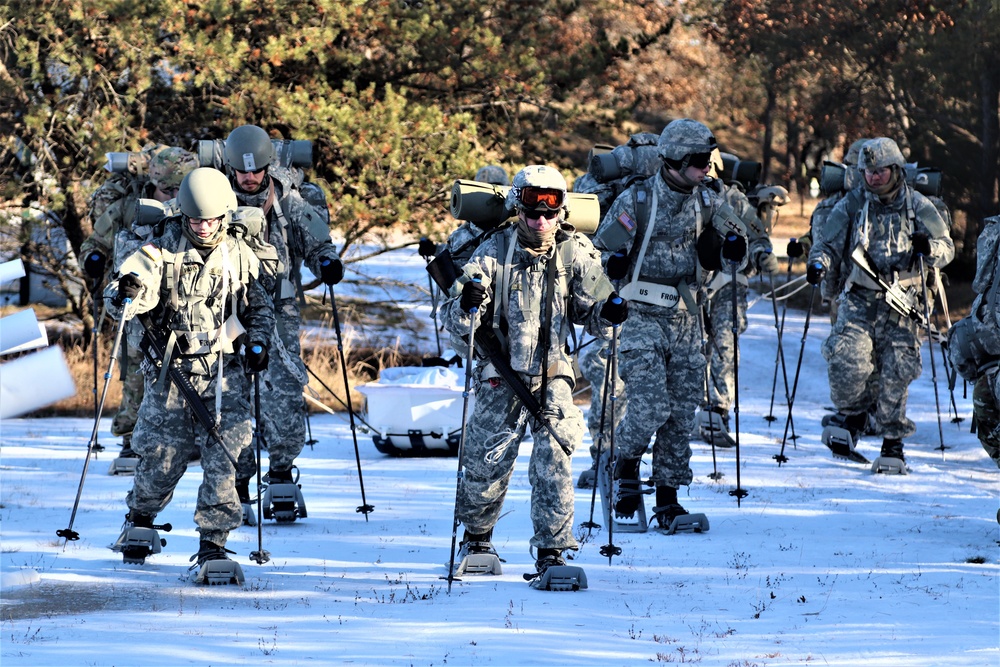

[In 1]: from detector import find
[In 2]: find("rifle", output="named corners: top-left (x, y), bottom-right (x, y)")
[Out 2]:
top-left (136, 313), bottom-right (239, 468)
top-left (849, 245), bottom-right (926, 326)
top-left (426, 265), bottom-right (571, 454)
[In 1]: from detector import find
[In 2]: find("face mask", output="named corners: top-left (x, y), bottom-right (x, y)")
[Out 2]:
top-left (516, 210), bottom-right (559, 255)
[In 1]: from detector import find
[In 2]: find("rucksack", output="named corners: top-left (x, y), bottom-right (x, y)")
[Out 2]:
top-left (576, 133), bottom-right (661, 218)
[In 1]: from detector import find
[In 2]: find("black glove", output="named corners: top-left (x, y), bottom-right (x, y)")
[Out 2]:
top-left (910, 232), bottom-right (931, 257)
top-left (245, 342), bottom-right (269, 372)
top-left (83, 251), bottom-right (107, 280)
top-left (418, 237), bottom-right (437, 258)
top-left (786, 237), bottom-right (804, 259)
top-left (605, 252), bottom-right (630, 281)
top-left (600, 293), bottom-right (628, 325)
top-left (721, 233), bottom-right (747, 263)
top-left (319, 258), bottom-right (344, 286)
top-left (114, 273), bottom-right (142, 307)
top-left (459, 278), bottom-right (487, 313)
top-left (806, 261), bottom-right (825, 286)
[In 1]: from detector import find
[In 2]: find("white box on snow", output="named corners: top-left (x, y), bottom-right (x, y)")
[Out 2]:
top-left (356, 366), bottom-right (474, 455)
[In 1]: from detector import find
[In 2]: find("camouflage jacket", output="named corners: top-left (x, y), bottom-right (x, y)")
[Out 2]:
top-left (592, 173), bottom-right (764, 305)
top-left (113, 218), bottom-right (275, 377)
top-left (235, 167), bottom-right (338, 303)
top-left (443, 225), bottom-right (614, 380)
top-left (809, 183), bottom-right (954, 294)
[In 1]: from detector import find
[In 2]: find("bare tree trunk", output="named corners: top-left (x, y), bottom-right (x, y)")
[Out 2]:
top-left (759, 76), bottom-right (778, 184)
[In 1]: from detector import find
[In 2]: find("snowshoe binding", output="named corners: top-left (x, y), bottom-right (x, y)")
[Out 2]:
top-left (262, 467), bottom-right (307, 523)
top-left (598, 452), bottom-right (650, 533)
top-left (821, 413), bottom-right (870, 464)
top-left (107, 436), bottom-right (140, 476)
top-left (697, 407), bottom-right (736, 448)
top-left (454, 529), bottom-right (503, 576)
top-left (870, 439), bottom-right (909, 475)
top-left (524, 549), bottom-right (587, 591)
top-left (109, 512), bottom-right (169, 565)
top-left (190, 541), bottom-right (245, 586)
top-left (652, 487), bottom-right (710, 535)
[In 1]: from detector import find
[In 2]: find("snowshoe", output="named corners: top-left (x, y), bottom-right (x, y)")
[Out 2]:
top-left (454, 530), bottom-right (503, 576)
top-left (107, 439), bottom-right (140, 476)
top-left (652, 487), bottom-right (710, 535)
top-left (262, 468), bottom-right (307, 522)
top-left (576, 466), bottom-right (596, 489)
top-left (524, 550), bottom-right (587, 591)
top-left (236, 480), bottom-right (257, 527)
top-left (597, 451), bottom-right (649, 533)
top-left (697, 408), bottom-right (736, 448)
top-left (870, 439), bottom-right (909, 475)
top-left (109, 513), bottom-right (168, 565)
top-left (190, 541), bottom-right (244, 586)
top-left (820, 415), bottom-right (871, 463)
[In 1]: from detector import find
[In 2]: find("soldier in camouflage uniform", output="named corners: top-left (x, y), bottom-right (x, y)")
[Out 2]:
top-left (592, 119), bottom-right (751, 529)
top-left (109, 168), bottom-right (274, 567)
top-left (443, 165), bottom-right (627, 577)
top-left (808, 137), bottom-right (954, 464)
top-left (221, 125), bottom-right (343, 518)
top-left (79, 146), bottom-right (199, 466)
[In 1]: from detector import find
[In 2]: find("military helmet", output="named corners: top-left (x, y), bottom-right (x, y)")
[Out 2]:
top-left (474, 165), bottom-right (510, 186)
top-left (506, 165), bottom-right (568, 212)
top-left (177, 168), bottom-right (238, 220)
top-left (657, 119), bottom-right (718, 162)
top-left (859, 137), bottom-right (905, 172)
top-left (149, 147), bottom-right (199, 191)
top-left (844, 138), bottom-right (870, 167)
top-left (225, 125), bottom-right (274, 173)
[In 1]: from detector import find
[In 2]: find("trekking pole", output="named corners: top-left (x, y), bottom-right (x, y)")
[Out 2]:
top-left (445, 277), bottom-right (480, 593)
top-left (303, 411), bottom-right (318, 450)
top-left (774, 284), bottom-right (818, 466)
top-left (931, 268), bottom-right (963, 425)
top-left (726, 260), bottom-right (748, 506)
top-left (698, 302), bottom-right (723, 481)
top-left (57, 298), bottom-right (133, 544)
top-left (580, 345), bottom-right (613, 538)
top-left (419, 238), bottom-right (444, 357)
top-left (249, 363), bottom-right (271, 565)
top-left (90, 281), bottom-right (103, 453)
top-left (327, 285), bottom-right (374, 519)
top-left (917, 254), bottom-right (948, 456)
top-left (764, 257), bottom-right (795, 437)
top-left (304, 362), bottom-right (377, 433)
top-left (600, 305), bottom-right (624, 565)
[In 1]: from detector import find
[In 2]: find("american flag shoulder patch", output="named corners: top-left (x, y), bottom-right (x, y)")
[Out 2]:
top-left (617, 212), bottom-right (636, 231)
top-left (141, 244), bottom-right (162, 261)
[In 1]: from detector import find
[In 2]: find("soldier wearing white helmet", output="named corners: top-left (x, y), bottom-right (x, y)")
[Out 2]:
top-left (442, 164), bottom-right (627, 586)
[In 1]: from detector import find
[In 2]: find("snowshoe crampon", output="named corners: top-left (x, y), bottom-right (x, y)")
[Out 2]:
top-left (660, 512), bottom-right (710, 535)
top-left (262, 483), bottom-right (307, 522)
top-left (110, 527), bottom-right (165, 565)
top-left (821, 425), bottom-right (870, 464)
top-left (597, 451), bottom-right (649, 533)
top-left (870, 456), bottom-right (909, 475)
top-left (190, 543), bottom-right (245, 586)
top-left (455, 553), bottom-right (502, 576)
top-left (524, 555), bottom-right (587, 592)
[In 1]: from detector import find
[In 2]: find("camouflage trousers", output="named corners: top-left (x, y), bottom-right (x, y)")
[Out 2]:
top-left (110, 319), bottom-right (146, 438)
top-left (615, 306), bottom-right (705, 489)
top-left (972, 368), bottom-right (1000, 468)
top-left (822, 290), bottom-right (921, 440)
top-left (706, 282), bottom-right (748, 413)
top-left (458, 369), bottom-right (583, 551)
top-left (127, 355), bottom-right (252, 547)
top-left (579, 338), bottom-right (626, 468)
top-left (253, 300), bottom-right (308, 475)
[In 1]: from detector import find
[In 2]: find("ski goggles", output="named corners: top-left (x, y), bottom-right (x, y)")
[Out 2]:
top-left (519, 186), bottom-right (565, 211)
top-left (686, 152), bottom-right (712, 169)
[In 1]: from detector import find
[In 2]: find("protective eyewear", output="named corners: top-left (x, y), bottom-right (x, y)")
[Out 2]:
top-left (519, 186), bottom-right (565, 211)
top-left (236, 165), bottom-right (268, 176)
top-left (687, 152), bottom-right (712, 169)
top-left (864, 166), bottom-right (891, 178)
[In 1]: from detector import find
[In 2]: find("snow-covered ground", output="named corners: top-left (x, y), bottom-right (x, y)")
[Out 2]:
top-left (1, 246), bottom-right (997, 666)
